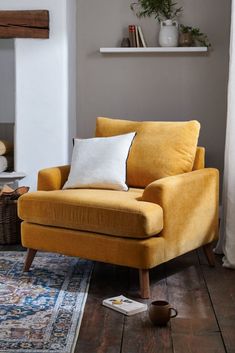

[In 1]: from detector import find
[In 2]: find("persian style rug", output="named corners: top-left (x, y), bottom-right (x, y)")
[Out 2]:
top-left (0, 252), bottom-right (93, 353)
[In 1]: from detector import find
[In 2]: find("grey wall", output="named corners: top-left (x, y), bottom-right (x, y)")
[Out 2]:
top-left (77, 0), bottom-right (231, 173)
top-left (0, 123), bottom-right (14, 143)
top-left (0, 40), bottom-right (15, 124)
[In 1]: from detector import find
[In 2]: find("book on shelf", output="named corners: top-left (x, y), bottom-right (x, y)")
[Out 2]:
top-left (129, 25), bottom-right (136, 47)
top-left (138, 26), bottom-right (147, 47)
top-left (128, 25), bottom-right (147, 47)
top-left (135, 25), bottom-right (140, 47)
top-left (102, 295), bottom-right (148, 316)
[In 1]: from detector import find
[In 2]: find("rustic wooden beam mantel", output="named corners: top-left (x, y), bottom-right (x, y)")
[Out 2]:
top-left (0, 10), bottom-right (49, 39)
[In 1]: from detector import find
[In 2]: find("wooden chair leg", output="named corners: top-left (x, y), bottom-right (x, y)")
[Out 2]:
top-left (203, 243), bottom-right (215, 267)
top-left (139, 269), bottom-right (150, 299)
top-left (23, 248), bottom-right (37, 272)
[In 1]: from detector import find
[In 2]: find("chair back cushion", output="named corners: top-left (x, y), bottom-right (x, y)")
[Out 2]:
top-left (96, 117), bottom-right (200, 188)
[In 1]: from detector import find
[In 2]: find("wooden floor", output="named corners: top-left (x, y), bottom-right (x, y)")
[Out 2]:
top-left (1, 245), bottom-right (234, 353)
top-left (76, 249), bottom-right (235, 353)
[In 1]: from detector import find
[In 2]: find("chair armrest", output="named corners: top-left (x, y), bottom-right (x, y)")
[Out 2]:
top-left (37, 165), bottom-right (70, 191)
top-left (142, 168), bottom-right (219, 260)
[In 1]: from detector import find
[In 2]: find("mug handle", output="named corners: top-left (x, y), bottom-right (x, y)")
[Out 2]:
top-left (170, 308), bottom-right (178, 318)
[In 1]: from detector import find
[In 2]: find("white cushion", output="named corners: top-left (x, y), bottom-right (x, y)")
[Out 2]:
top-left (63, 132), bottom-right (136, 191)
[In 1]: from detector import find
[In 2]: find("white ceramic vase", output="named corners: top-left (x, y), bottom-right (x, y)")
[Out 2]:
top-left (159, 19), bottom-right (179, 47)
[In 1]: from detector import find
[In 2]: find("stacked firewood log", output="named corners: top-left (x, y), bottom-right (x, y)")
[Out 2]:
top-left (0, 140), bottom-right (14, 173)
top-left (0, 185), bottom-right (29, 200)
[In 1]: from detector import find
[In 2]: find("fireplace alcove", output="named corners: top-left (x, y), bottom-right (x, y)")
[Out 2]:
top-left (0, 38), bottom-right (17, 185)
top-left (0, 0), bottom-right (77, 190)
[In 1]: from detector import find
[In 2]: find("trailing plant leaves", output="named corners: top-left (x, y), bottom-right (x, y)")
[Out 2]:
top-left (180, 24), bottom-right (211, 47)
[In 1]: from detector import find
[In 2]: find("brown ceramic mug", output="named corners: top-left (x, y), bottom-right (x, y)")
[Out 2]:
top-left (149, 300), bottom-right (178, 326)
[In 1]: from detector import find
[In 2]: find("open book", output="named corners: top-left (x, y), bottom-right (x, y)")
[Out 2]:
top-left (102, 295), bottom-right (147, 316)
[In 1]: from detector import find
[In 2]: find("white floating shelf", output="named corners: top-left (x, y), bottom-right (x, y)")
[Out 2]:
top-left (100, 47), bottom-right (208, 54)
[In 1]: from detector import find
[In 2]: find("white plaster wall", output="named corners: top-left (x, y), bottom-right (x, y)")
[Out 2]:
top-left (0, 40), bottom-right (15, 123)
top-left (66, 0), bottom-right (77, 157)
top-left (0, 0), bottom-right (77, 189)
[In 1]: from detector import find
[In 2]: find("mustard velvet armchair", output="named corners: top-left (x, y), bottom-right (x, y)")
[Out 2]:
top-left (18, 118), bottom-right (219, 298)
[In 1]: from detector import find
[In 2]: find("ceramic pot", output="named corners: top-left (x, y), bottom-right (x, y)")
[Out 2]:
top-left (179, 32), bottom-right (193, 47)
top-left (159, 19), bottom-right (179, 47)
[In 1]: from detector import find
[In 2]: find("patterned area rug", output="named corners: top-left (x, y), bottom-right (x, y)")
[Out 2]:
top-left (0, 252), bottom-right (93, 353)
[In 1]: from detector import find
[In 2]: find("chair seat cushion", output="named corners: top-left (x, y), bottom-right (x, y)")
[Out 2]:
top-left (18, 188), bottom-right (163, 239)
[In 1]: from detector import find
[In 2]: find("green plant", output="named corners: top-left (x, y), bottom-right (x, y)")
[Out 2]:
top-left (130, 0), bottom-right (183, 22)
top-left (180, 24), bottom-right (211, 47)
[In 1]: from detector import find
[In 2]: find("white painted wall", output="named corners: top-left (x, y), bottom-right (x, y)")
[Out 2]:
top-left (0, 40), bottom-right (15, 123)
top-left (66, 0), bottom-right (77, 158)
top-left (0, 0), bottom-right (77, 189)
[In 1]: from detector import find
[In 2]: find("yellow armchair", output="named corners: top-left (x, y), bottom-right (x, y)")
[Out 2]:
top-left (18, 118), bottom-right (219, 298)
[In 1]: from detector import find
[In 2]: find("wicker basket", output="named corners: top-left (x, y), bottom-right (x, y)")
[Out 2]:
top-left (0, 199), bottom-right (21, 244)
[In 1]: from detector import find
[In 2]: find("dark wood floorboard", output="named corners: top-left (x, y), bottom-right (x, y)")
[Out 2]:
top-left (166, 251), bottom-right (226, 353)
top-left (166, 251), bottom-right (219, 333)
top-left (198, 249), bottom-right (235, 353)
top-left (75, 263), bottom-right (128, 353)
top-left (171, 333), bottom-right (226, 353)
top-left (121, 265), bottom-right (173, 353)
top-left (1, 246), bottom-right (235, 353)
top-left (78, 250), bottom-right (234, 353)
